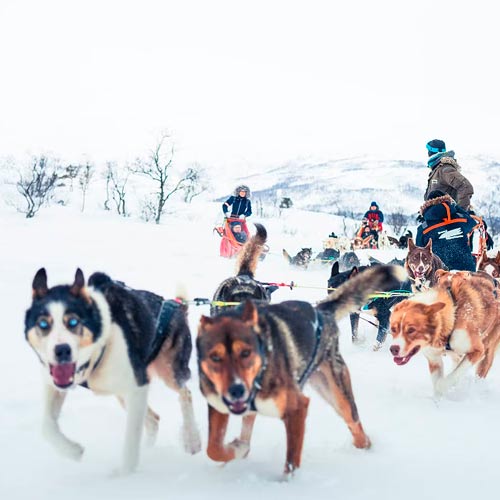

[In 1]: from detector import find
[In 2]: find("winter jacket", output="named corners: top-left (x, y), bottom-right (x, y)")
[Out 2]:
top-left (222, 195), bottom-right (252, 217)
top-left (424, 155), bottom-right (474, 210)
top-left (363, 209), bottom-right (384, 224)
top-left (416, 195), bottom-right (476, 271)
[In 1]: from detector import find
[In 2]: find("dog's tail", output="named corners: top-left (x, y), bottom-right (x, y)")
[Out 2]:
top-left (317, 265), bottom-right (407, 320)
top-left (282, 248), bottom-right (292, 264)
top-left (236, 223), bottom-right (268, 278)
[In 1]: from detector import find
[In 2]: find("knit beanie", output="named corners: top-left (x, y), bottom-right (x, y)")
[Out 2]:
top-left (426, 139), bottom-right (446, 156)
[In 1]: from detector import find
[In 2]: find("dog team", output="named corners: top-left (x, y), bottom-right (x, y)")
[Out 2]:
top-left (24, 221), bottom-right (500, 477)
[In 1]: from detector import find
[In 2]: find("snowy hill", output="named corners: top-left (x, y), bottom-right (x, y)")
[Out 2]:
top-left (1, 201), bottom-right (500, 500)
top-left (240, 154), bottom-right (500, 220)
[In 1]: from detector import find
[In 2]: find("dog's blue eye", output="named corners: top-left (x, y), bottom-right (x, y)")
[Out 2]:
top-left (38, 319), bottom-right (49, 330)
top-left (68, 318), bottom-right (79, 328)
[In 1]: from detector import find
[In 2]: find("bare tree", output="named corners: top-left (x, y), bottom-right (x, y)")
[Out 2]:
top-left (182, 164), bottom-right (209, 203)
top-left (79, 163), bottom-right (95, 212)
top-left (386, 210), bottom-right (408, 236)
top-left (60, 164), bottom-right (82, 192)
top-left (16, 156), bottom-right (61, 218)
top-left (105, 162), bottom-right (130, 217)
top-left (135, 134), bottom-right (194, 224)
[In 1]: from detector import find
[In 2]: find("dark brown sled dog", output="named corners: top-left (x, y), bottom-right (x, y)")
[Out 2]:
top-left (197, 265), bottom-right (406, 475)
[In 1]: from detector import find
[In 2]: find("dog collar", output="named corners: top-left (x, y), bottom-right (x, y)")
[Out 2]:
top-left (77, 345), bottom-right (107, 387)
top-left (249, 332), bottom-right (270, 411)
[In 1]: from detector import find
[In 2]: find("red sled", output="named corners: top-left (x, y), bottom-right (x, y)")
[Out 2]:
top-left (216, 217), bottom-right (251, 258)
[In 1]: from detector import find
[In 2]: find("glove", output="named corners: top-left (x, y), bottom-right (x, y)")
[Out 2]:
top-left (240, 215), bottom-right (246, 220)
top-left (486, 232), bottom-right (494, 250)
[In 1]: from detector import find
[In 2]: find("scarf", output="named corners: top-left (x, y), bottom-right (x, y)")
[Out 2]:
top-left (427, 150), bottom-right (455, 169)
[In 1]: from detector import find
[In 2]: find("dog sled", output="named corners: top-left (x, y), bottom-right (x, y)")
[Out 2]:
top-left (214, 217), bottom-right (251, 258)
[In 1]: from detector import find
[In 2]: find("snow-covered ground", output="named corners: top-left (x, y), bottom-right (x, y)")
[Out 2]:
top-left (1, 202), bottom-right (500, 500)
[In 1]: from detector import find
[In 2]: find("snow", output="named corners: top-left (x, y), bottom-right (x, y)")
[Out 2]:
top-left (1, 201), bottom-right (499, 500)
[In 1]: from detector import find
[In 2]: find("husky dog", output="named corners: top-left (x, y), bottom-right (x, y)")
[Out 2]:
top-left (328, 261), bottom-right (411, 348)
top-left (282, 247), bottom-right (313, 268)
top-left (24, 268), bottom-right (201, 474)
top-left (405, 238), bottom-right (447, 292)
top-left (212, 223), bottom-right (277, 316)
top-left (197, 265), bottom-right (406, 475)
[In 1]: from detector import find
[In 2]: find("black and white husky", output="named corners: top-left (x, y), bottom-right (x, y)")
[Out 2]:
top-left (24, 268), bottom-right (201, 474)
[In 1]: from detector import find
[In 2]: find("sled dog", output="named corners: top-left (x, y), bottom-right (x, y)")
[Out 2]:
top-left (405, 238), bottom-right (447, 292)
top-left (197, 265), bottom-right (405, 475)
top-left (282, 247), bottom-right (313, 268)
top-left (212, 224), bottom-right (277, 316)
top-left (24, 268), bottom-right (201, 473)
top-left (389, 270), bottom-right (500, 396)
top-left (328, 261), bottom-right (410, 346)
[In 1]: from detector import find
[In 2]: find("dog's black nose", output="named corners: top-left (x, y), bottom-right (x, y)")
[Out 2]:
top-left (390, 345), bottom-right (400, 356)
top-left (228, 383), bottom-right (246, 400)
top-left (54, 343), bottom-right (72, 363)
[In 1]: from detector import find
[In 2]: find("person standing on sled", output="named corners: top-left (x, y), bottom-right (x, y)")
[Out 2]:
top-left (416, 190), bottom-right (477, 271)
top-left (222, 185), bottom-right (252, 220)
top-left (363, 201), bottom-right (384, 244)
top-left (424, 139), bottom-right (474, 211)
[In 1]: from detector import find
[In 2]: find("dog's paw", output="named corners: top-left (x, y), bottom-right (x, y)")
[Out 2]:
top-left (60, 440), bottom-right (85, 461)
top-left (434, 378), bottom-right (449, 397)
top-left (228, 439), bottom-right (250, 459)
top-left (353, 434), bottom-right (371, 449)
top-left (110, 465), bottom-right (136, 478)
top-left (282, 461), bottom-right (298, 480)
top-left (182, 425), bottom-right (202, 455)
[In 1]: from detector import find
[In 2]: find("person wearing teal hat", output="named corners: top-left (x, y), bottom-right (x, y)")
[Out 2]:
top-left (424, 139), bottom-right (474, 211)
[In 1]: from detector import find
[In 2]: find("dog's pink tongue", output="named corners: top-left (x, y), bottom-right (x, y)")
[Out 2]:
top-left (393, 356), bottom-right (410, 366)
top-left (230, 401), bottom-right (247, 415)
top-left (50, 363), bottom-right (76, 387)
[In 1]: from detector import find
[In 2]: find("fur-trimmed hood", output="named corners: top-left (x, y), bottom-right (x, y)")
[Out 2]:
top-left (437, 155), bottom-right (461, 171)
top-left (419, 194), bottom-right (455, 215)
top-left (234, 185), bottom-right (251, 198)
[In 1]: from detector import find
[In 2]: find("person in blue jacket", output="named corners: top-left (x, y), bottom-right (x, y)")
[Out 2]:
top-left (222, 185), bottom-right (252, 219)
top-left (416, 190), bottom-right (477, 271)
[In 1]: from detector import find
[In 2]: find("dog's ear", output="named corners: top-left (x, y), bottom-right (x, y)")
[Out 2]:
top-left (349, 266), bottom-right (359, 278)
top-left (32, 268), bottom-right (48, 299)
top-left (241, 300), bottom-right (259, 327)
top-left (330, 261), bottom-right (339, 278)
top-left (425, 302), bottom-right (446, 315)
top-left (425, 239), bottom-right (433, 251)
top-left (69, 268), bottom-right (85, 297)
top-left (199, 315), bottom-right (215, 333)
top-left (495, 251), bottom-right (500, 264)
top-left (434, 269), bottom-right (449, 286)
top-left (407, 238), bottom-right (415, 250)
top-left (434, 269), bottom-right (448, 282)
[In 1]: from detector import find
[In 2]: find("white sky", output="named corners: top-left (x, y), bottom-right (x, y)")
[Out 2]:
top-left (1, 0), bottom-right (499, 169)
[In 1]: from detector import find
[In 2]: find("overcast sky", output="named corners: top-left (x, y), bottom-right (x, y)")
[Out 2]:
top-left (1, 0), bottom-right (499, 169)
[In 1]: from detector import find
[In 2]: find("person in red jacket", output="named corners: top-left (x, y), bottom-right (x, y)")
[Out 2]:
top-left (363, 201), bottom-right (384, 242)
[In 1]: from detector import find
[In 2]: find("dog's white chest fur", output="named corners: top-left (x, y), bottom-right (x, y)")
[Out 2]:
top-left (254, 397), bottom-right (282, 418)
top-left (87, 324), bottom-right (138, 395)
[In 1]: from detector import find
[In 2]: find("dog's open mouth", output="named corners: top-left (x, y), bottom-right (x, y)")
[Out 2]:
top-left (223, 397), bottom-right (249, 415)
top-left (49, 363), bottom-right (76, 388)
top-left (412, 269), bottom-right (428, 279)
top-left (393, 346), bottom-right (420, 366)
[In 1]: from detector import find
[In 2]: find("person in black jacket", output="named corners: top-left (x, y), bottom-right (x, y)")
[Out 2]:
top-left (222, 185), bottom-right (252, 219)
top-left (416, 190), bottom-right (477, 271)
